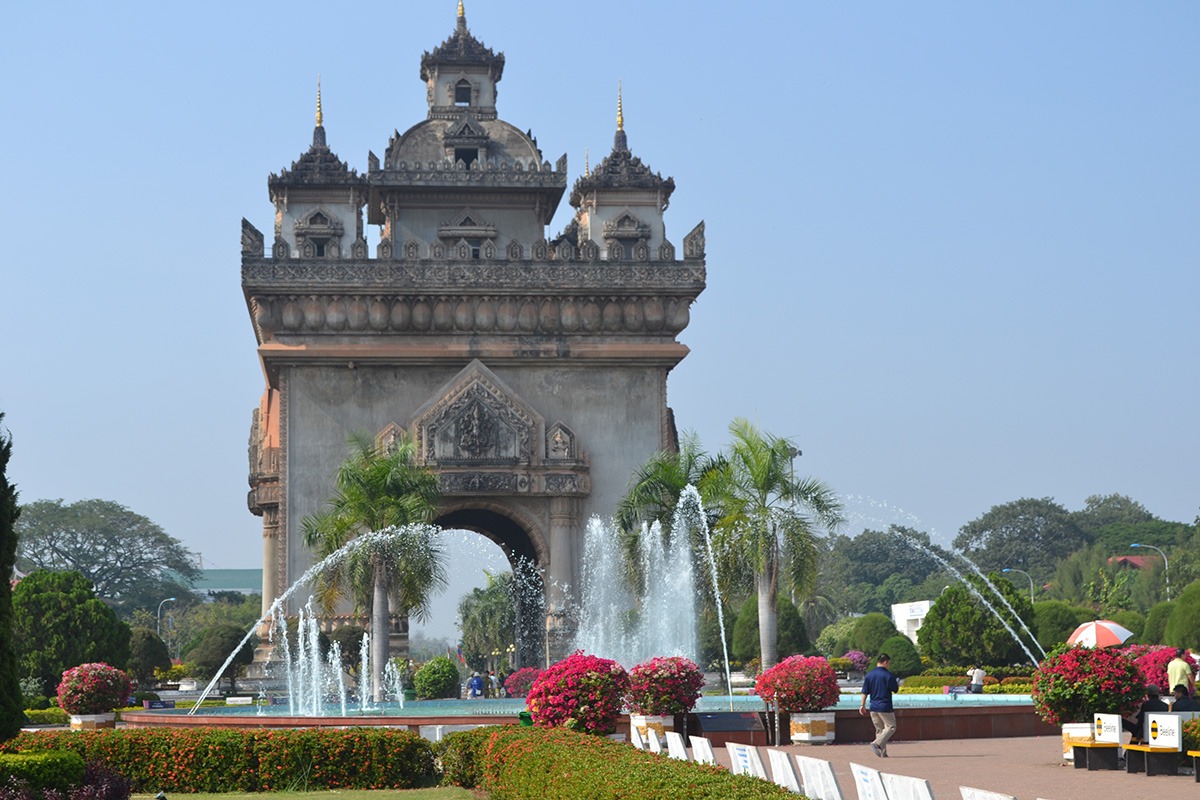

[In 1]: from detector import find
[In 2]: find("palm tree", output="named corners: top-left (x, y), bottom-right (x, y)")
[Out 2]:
top-left (302, 431), bottom-right (443, 700)
top-left (707, 419), bottom-right (843, 669)
top-left (616, 431), bottom-right (713, 534)
top-left (458, 571), bottom-right (516, 671)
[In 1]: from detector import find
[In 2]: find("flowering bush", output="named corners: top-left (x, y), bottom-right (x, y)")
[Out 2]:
top-left (503, 667), bottom-right (542, 698)
top-left (1121, 644), bottom-right (1177, 692)
top-left (56, 664), bottom-right (132, 716)
top-left (625, 657), bottom-right (705, 716)
top-left (843, 650), bottom-right (870, 672)
top-left (754, 656), bottom-right (841, 713)
top-left (1031, 644), bottom-right (1145, 725)
top-left (526, 652), bottom-right (628, 735)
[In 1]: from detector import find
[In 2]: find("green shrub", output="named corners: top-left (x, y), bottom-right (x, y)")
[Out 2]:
top-left (984, 683), bottom-right (1032, 694)
top-left (902, 676), bottom-right (969, 688)
top-left (827, 657), bottom-right (852, 672)
top-left (438, 728), bottom-right (490, 788)
top-left (0, 728), bottom-right (436, 792)
top-left (878, 635), bottom-right (921, 678)
top-left (22, 708), bottom-right (68, 726)
top-left (466, 726), bottom-right (794, 799)
top-left (0, 750), bottom-right (86, 791)
top-left (414, 656), bottom-right (461, 700)
top-left (849, 613), bottom-right (900, 657)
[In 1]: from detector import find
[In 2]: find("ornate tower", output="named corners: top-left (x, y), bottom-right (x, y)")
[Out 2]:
top-left (242, 7), bottom-right (706, 665)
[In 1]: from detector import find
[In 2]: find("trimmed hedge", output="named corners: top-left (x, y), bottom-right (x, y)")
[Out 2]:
top-left (21, 709), bottom-right (67, 726)
top-left (902, 676), bottom-right (969, 688)
top-left (443, 726), bottom-right (795, 799)
top-left (0, 751), bottom-right (86, 792)
top-left (0, 729), bottom-right (436, 792)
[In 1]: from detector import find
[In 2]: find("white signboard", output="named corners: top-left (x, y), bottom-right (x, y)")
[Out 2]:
top-left (629, 725), bottom-right (646, 751)
top-left (795, 755), bottom-right (845, 800)
top-left (849, 762), bottom-right (888, 800)
top-left (728, 742), bottom-right (768, 779)
top-left (881, 772), bottom-right (935, 800)
top-left (960, 788), bottom-right (1016, 800)
top-left (1145, 712), bottom-right (1183, 750)
top-left (766, 748), bottom-right (802, 792)
top-left (646, 728), bottom-right (663, 754)
top-left (689, 735), bottom-right (716, 766)
top-left (1093, 713), bottom-right (1122, 744)
top-left (664, 731), bottom-right (689, 761)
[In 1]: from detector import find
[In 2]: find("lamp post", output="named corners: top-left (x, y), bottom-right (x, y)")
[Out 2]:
top-left (157, 597), bottom-right (177, 637)
top-left (1131, 543), bottom-right (1170, 601)
top-left (1001, 568), bottom-right (1035, 605)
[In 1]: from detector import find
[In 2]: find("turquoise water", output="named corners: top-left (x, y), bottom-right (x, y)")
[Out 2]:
top-left (165, 693), bottom-right (1032, 718)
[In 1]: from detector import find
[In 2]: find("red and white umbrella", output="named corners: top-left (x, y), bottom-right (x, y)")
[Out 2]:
top-left (1067, 620), bottom-right (1135, 648)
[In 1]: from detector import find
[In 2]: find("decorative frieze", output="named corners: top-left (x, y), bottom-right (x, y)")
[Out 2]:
top-left (251, 292), bottom-right (692, 336)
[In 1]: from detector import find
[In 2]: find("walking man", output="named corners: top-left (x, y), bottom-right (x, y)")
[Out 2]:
top-left (860, 653), bottom-right (901, 757)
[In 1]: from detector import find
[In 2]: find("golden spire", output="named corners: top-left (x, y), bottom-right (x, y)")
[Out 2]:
top-left (616, 81), bottom-right (624, 131)
top-left (585, 147), bottom-right (590, 177)
top-left (458, 0), bottom-right (464, 19)
top-left (316, 76), bottom-right (323, 128)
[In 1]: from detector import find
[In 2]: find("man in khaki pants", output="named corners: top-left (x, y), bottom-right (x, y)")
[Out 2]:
top-left (859, 653), bottom-right (901, 757)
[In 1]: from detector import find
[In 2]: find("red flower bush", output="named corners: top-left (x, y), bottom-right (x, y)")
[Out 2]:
top-left (1031, 644), bottom-right (1145, 725)
top-left (503, 667), bottom-right (542, 698)
top-left (526, 651), bottom-right (629, 735)
top-left (56, 663), bottom-right (133, 715)
top-left (626, 656), bottom-right (705, 716)
top-left (1122, 644), bottom-right (1177, 692)
top-left (754, 656), bottom-right (841, 713)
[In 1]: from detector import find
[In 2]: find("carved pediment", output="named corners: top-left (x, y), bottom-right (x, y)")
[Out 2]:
top-left (410, 360), bottom-right (544, 466)
top-left (439, 207), bottom-right (497, 239)
top-left (602, 208), bottom-right (651, 241)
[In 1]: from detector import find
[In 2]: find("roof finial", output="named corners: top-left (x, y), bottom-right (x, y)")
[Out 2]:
top-left (616, 81), bottom-right (624, 132)
top-left (315, 75), bottom-right (323, 128)
top-left (585, 147), bottom-right (590, 177)
top-left (458, 0), bottom-right (465, 20)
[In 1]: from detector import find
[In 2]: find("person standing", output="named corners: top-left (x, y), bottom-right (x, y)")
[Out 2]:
top-left (1166, 649), bottom-right (1194, 696)
top-left (860, 653), bottom-right (901, 757)
top-left (966, 664), bottom-right (986, 694)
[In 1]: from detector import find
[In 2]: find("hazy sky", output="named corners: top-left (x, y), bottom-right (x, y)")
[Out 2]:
top-left (2, 2), bottom-right (1196, 638)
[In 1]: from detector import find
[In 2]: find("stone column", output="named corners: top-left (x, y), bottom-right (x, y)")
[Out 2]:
top-left (544, 497), bottom-right (578, 664)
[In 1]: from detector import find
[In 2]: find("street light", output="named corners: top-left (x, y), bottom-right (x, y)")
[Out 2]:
top-left (1001, 568), bottom-right (1035, 605)
top-left (157, 597), bottom-right (177, 637)
top-left (1131, 543), bottom-right (1171, 601)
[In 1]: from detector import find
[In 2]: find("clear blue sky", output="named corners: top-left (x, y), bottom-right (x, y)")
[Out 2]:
top-left (2, 2), bottom-right (1196, 635)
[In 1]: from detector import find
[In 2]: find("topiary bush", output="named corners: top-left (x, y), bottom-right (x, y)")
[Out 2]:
top-left (878, 635), bottom-right (921, 678)
top-left (413, 656), bottom-right (460, 700)
top-left (1032, 643), bottom-right (1144, 725)
top-left (502, 667), bottom-right (541, 698)
top-left (437, 728), bottom-right (489, 789)
top-left (0, 751), bottom-right (85, 792)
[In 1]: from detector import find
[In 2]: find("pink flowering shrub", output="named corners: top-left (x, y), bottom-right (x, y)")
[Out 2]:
top-left (755, 656), bottom-right (841, 713)
top-left (1121, 644), bottom-right (1177, 692)
top-left (843, 650), bottom-right (870, 672)
top-left (626, 656), bottom-right (705, 715)
top-left (56, 663), bottom-right (133, 715)
top-left (526, 651), bottom-right (629, 735)
top-left (503, 667), bottom-right (542, 698)
top-left (1031, 644), bottom-right (1144, 725)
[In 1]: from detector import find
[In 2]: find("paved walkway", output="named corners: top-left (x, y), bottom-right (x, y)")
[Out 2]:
top-left (713, 735), bottom-right (1196, 799)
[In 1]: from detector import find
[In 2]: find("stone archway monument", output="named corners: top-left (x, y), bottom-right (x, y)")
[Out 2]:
top-left (242, 7), bottom-right (705, 665)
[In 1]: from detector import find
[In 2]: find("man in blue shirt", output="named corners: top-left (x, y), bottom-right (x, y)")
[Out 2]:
top-left (859, 653), bottom-right (901, 757)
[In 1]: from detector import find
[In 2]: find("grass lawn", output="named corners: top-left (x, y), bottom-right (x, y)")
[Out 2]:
top-left (132, 791), bottom-right (475, 800)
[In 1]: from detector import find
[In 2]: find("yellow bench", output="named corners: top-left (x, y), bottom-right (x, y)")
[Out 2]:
top-left (1123, 743), bottom-right (1180, 776)
top-left (1188, 750), bottom-right (1200, 782)
top-left (1070, 741), bottom-right (1120, 771)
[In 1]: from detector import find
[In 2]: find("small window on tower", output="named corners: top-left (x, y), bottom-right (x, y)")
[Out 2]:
top-left (312, 238), bottom-right (328, 257)
top-left (455, 80), bottom-right (471, 105)
top-left (455, 148), bottom-right (478, 168)
top-left (467, 238), bottom-right (481, 260)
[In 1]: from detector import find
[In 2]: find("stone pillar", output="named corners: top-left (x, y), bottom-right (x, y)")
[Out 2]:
top-left (545, 497), bottom-right (578, 664)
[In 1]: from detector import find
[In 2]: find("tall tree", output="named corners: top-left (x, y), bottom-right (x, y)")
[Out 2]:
top-left (0, 414), bottom-right (23, 740)
top-left (12, 570), bottom-right (130, 693)
top-left (15, 499), bottom-right (199, 611)
top-left (706, 419), bottom-right (843, 669)
top-left (953, 497), bottom-right (1089, 583)
top-left (458, 570), bottom-right (516, 671)
top-left (302, 431), bottom-right (443, 700)
top-left (917, 574), bottom-right (1036, 666)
